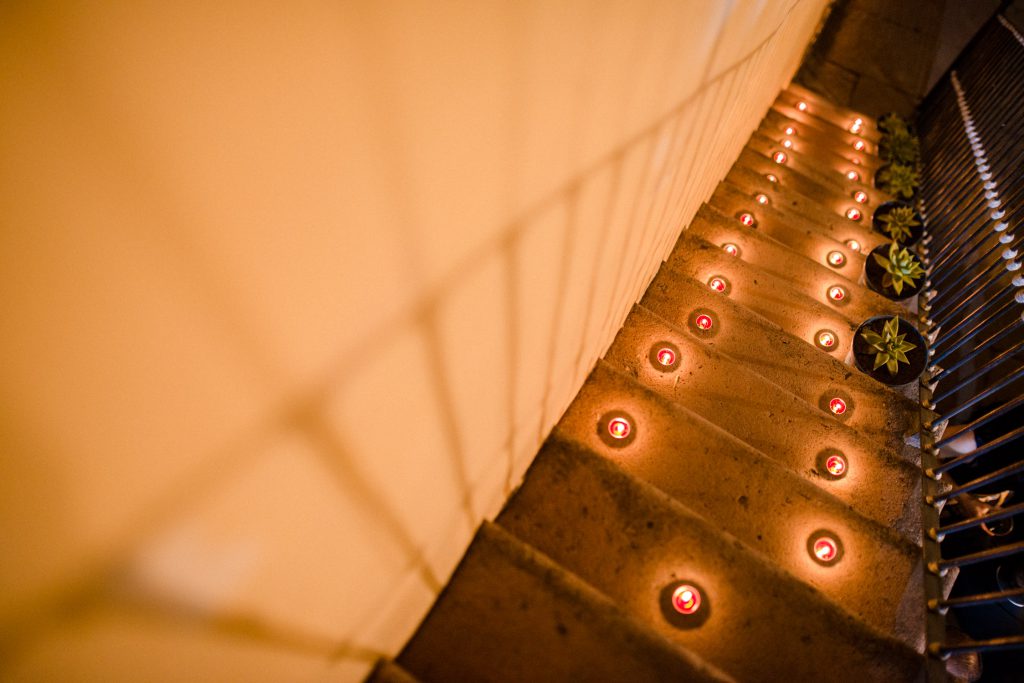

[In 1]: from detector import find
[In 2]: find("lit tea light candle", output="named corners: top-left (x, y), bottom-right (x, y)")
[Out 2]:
top-left (852, 139), bottom-right (866, 152)
top-left (825, 453), bottom-right (848, 477)
top-left (846, 170), bottom-right (860, 182)
top-left (813, 536), bottom-right (839, 562)
top-left (797, 101), bottom-right (808, 111)
top-left (739, 212), bottom-right (756, 227)
top-left (853, 190), bottom-right (868, 204)
top-left (827, 251), bottom-right (846, 267)
top-left (772, 151), bottom-right (788, 164)
top-left (708, 276), bottom-right (728, 293)
top-left (845, 239), bottom-right (861, 251)
top-left (607, 417), bottom-right (632, 440)
top-left (845, 207), bottom-right (862, 221)
top-left (755, 193), bottom-right (770, 205)
top-left (695, 314), bottom-right (713, 331)
top-left (782, 139), bottom-right (793, 149)
top-left (722, 243), bottom-right (740, 256)
top-left (671, 585), bottom-right (702, 615)
top-left (765, 173), bottom-right (779, 183)
top-left (829, 397), bottom-right (847, 415)
top-left (816, 330), bottom-right (837, 349)
top-left (828, 285), bottom-right (846, 302)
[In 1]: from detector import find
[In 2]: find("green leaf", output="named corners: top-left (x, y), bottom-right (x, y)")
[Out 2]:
top-left (886, 357), bottom-right (899, 375)
top-left (873, 352), bottom-right (888, 371)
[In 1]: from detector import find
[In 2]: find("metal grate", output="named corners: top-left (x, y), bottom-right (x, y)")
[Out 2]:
top-left (917, 10), bottom-right (1024, 679)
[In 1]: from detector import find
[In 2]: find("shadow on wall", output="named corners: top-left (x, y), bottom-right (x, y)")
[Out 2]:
top-left (0, 1), bottom-right (829, 680)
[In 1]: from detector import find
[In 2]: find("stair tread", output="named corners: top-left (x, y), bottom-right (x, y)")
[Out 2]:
top-left (763, 107), bottom-right (884, 165)
top-left (666, 231), bottom-right (864, 356)
top-left (725, 161), bottom-right (890, 254)
top-left (605, 304), bottom-right (921, 535)
top-left (497, 436), bottom-right (924, 682)
top-left (689, 203), bottom-right (900, 321)
top-left (781, 85), bottom-right (882, 141)
top-left (397, 522), bottom-right (734, 683)
top-left (553, 360), bottom-right (921, 639)
top-left (641, 265), bottom-right (921, 441)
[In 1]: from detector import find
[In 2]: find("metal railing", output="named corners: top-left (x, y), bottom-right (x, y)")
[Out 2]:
top-left (917, 11), bottom-right (1024, 679)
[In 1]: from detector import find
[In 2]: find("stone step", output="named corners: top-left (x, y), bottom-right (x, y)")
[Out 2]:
top-left (496, 436), bottom-right (925, 682)
top-left (747, 130), bottom-right (891, 206)
top-left (782, 84), bottom-right (883, 142)
top-left (365, 660), bottom-right (421, 683)
top-left (708, 180), bottom-right (867, 288)
top-left (725, 161), bottom-right (890, 255)
top-left (772, 97), bottom-right (882, 151)
top-left (396, 522), bottom-right (733, 683)
top-left (550, 361), bottom-right (923, 643)
top-left (762, 107), bottom-right (886, 173)
top-left (735, 145), bottom-right (892, 220)
top-left (640, 266), bottom-right (921, 442)
top-left (688, 203), bottom-right (899, 321)
top-left (604, 304), bottom-right (920, 536)
top-left (665, 231), bottom-right (864, 358)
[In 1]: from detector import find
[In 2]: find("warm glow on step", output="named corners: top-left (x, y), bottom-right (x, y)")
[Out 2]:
top-left (772, 151), bottom-right (788, 164)
top-left (672, 585), bottom-right (702, 615)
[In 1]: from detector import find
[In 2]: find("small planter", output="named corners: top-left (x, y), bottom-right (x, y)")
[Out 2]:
top-left (876, 112), bottom-right (917, 136)
top-left (853, 316), bottom-right (928, 386)
top-left (872, 201), bottom-right (924, 247)
top-left (873, 164), bottom-right (919, 201)
top-left (864, 244), bottom-right (923, 301)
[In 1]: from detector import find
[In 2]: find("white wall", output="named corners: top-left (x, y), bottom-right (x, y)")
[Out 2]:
top-left (0, 1), bottom-right (828, 680)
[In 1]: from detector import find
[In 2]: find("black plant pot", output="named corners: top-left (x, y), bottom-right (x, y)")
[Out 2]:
top-left (853, 315), bottom-right (928, 386)
top-left (873, 164), bottom-right (919, 201)
top-left (872, 201), bottom-right (924, 247)
top-left (864, 244), bottom-right (923, 301)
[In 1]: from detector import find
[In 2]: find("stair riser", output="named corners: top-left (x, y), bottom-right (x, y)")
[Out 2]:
top-left (553, 362), bottom-right (919, 636)
top-left (605, 305), bottom-right (921, 532)
top-left (497, 440), bottom-right (924, 682)
top-left (762, 108), bottom-right (885, 171)
top-left (726, 163), bottom-right (890, 253)
top-left (641, 268), bottom-right (920, 439)
top-left (666, 234), bottom-right (862, 355)
top-left (688, 205), bottom-right (899, 321)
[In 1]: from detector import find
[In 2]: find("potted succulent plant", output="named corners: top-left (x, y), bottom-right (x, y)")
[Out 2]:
top-left (865, 242), bottom-right (926, 300)
top-left (875, 162), bottom-right (920, 199)
top-left (877, 112), bottom-right (913, 136)
top-left (873, 202), bottom-right (924, 246)
top-left (880, 130), bottom-right (920, 166)
top-left (853, 315), bottom-right (927, 386)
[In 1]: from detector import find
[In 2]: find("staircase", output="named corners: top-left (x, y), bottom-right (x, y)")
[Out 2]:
top-left (368, 84), bottom-right (931, 682)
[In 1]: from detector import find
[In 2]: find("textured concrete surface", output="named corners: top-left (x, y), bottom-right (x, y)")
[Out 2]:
top-left (397, 523), bottom-right (733, 683)
top-left (553, 361), bottom-right (921, 639)
top-left (692, 202), bottom-right (895, 321)
top-left (497, 437), bottom-right (924, 682)
top-left (795, 0), bottom-right (946, 116)
top-left (641, 265), bottom-right (920, 441)
top-left (724, 164), bottom-right (890, 257)
top-left (604, 304), bottom-right (920, 534)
